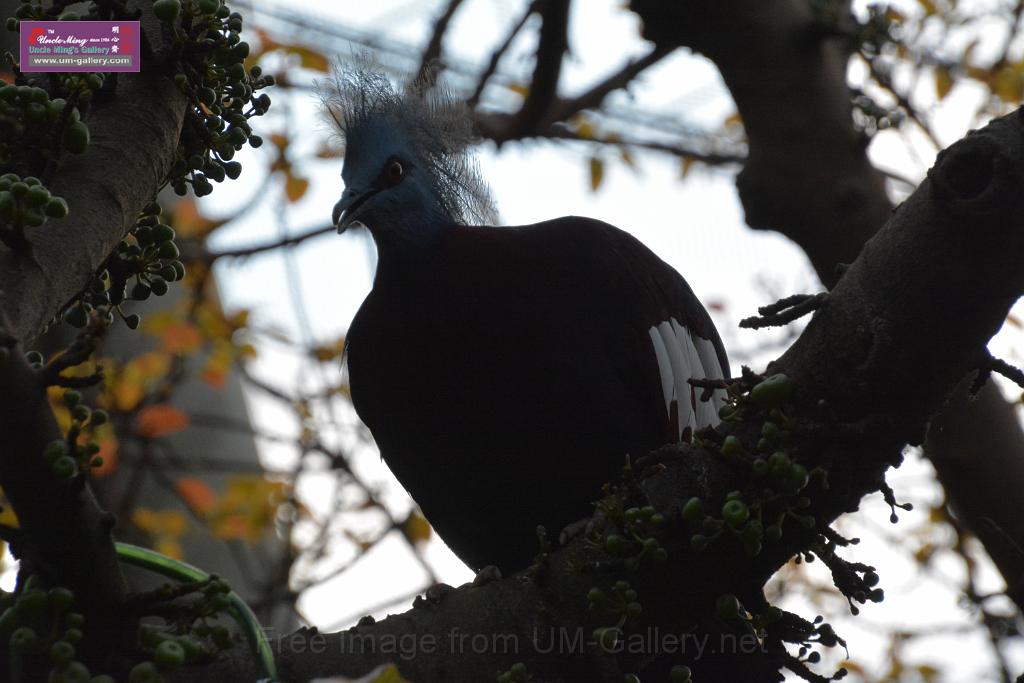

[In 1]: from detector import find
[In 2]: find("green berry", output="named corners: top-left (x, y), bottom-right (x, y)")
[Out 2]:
top-left (671, 665), bottom-right (692, 683)
top-left (154, 639), bottom-right (185, 669)
top-left (49, 640), bottom-right (75, 665)
top-left (720, 434), bottom-right (743, 456)
top-left (63, 390), bottom-right (81, 406)
top-left (44, 197), bottom-right (69, 218)
top-left (681, 497), bottom-right (704, 523)
top-left (63, 120), bottom-right (90, 154)
top-left (53, 456), bottom-right (77, 479)
top-left (781, 463), bottom-right (810, 495)
top-left (593, 626), bottom-right (619, 652)
top-left (152, 223), bottom-right (175, 242)
top-left (722, 499), bottom-right (749, 527)
top-left (604, 534), bottom-right (624, 555)
top-left (768, 451), bottom-right (791, 475)
top-left (124, 314), bottom-right (141, 330)
top-left (197, 0), bottom-right (219, 13)
top-left (130, 282), bottom-right (151, 301)
top-left (72, 404), bottom-right (90, 422)
top-left (750, 373), bottom-right (794, 409)
top-left (9, 626), bottom-right (38, 653)
top-left (224, 160), bottom-right (242, 179)
top-left (149, 277), bottom-right (169, 296)
top-left (715, 593), bottom-right (742, 620)
top-left (153, 0), bottom-right (181, 22)
top-left (157, 240), bottom-right (180, 259)
top-left (48, 587), bottom-right (74, 613)
top-left (44, 440), bottom-right (67, 464)
top-left (9, 181), bottom-right (27, 198)
top-left (128, 662), bottom-right (159, 683)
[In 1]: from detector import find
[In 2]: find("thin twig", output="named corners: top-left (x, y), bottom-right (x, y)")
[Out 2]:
top-left (415, 0), bottom-right (467, 86)
top-left (740, 292), bottom-right (828, 329)
top-left (205, 224), bottom-right (335, 262)
top-left (550, 45), bottom-right (673, 121)
top-left (467, 1), bottom-right (537, 109)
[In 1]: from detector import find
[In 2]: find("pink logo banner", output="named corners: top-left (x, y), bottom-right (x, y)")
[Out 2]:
top-left (20, 21), bottom-right (140, 72)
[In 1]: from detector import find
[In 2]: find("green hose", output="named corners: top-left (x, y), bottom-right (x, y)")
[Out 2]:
top-left (115, 542), bottom-right (278, 682)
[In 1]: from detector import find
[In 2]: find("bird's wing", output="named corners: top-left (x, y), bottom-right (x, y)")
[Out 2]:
top-left (446, 216), bottom-right (730, 443)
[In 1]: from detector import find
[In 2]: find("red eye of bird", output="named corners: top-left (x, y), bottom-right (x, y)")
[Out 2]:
top-left (385, 160), bottom-right (405, 185)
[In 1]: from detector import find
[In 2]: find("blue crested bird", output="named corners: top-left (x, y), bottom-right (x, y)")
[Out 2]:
top-left (325, 64), bottom-right (729, 573)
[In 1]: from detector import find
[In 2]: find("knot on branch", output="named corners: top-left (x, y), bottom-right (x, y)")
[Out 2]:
top-left (929, 132), bottom-right (1022, 214)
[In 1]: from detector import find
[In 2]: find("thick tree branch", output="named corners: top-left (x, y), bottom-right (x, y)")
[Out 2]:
top-left (0, 58), bottom-right (186, 345)
top-left (630, 0), bottom-right (1024, 604)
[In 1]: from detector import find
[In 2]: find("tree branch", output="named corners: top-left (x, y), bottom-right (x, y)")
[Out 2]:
top-left (510, 0), bottom-right (570, 136)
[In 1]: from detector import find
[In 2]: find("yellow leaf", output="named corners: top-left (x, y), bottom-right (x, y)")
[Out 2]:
top-left (723, 111), bottom-right (743, 128)
top-left (105, 352), bottom-right (172, 412)
top-left (136, 404), bottom-right (190, 438)
top-left (176, 478), bottom-right (217, 515)
top-left (1008, 313), bottom-right (1022, 328)
top-left (312, 337), bottom-right (347, 362)
top-left (994, 65), bottom-right (1024, 103)
top-left (285, 173), bottom-right (310, 203)
top-left (403, 510), bottom-right (432, 545)
top-left (508, 83), bottom-right (529, 98)
top-left (935, 66), bottom-right (954, 101)
top-left (681, 155), bottom-right (696, 178)
top-left (917, 0), bottom-right (936, 16)
top-left (619, 147), bottom-right (635, 169)
top-left (289, 45), bottom-right (329, 72)
top-left (0, 489), bottom-right (19, 529)
top-left (155, 539), bottom-right (184, 560)
top-left (576, 119), bottom-right (595, 140)
top-left (366, 664), bottom-right (412, 683)
top-left (589, 157), bottom-right (604, 192)
top-left (316, 143), bottom-right (345, 159)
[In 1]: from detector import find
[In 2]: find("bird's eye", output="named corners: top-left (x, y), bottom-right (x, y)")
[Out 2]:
top-left (384, 160), bottom-right (405, 186)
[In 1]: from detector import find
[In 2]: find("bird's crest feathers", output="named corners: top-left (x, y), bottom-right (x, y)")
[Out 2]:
top-left (320, 55), bottom-right (498, 226)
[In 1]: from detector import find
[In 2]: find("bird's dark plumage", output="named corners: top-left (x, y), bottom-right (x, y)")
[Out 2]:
top-left (324, 61), bottom-right (729, 572)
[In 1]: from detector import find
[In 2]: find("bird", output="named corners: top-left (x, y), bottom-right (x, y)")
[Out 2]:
top-left (324, 63), bottom-right (729, 574)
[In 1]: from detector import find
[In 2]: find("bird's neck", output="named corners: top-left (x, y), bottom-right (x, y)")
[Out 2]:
top-left (371, 212), bottom-right (455, 286)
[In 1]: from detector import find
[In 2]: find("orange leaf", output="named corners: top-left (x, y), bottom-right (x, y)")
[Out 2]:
top-left (136, 405), bottom-right (190, 438)
top-left (161, 321), bottom-right (203, 355)
top-left (285, 173), bottom-right (310, 203)
top-left (177, 478), bottom-right (217, 515)
top-left (170, 199), bottom-right (227, 239)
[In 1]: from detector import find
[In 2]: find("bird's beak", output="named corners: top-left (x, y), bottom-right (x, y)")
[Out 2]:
top-left (333, 188), bottom-right (377, 234)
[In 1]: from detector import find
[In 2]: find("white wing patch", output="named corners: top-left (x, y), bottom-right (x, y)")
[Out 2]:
top-left (649, 317), bottom-right (727, 440)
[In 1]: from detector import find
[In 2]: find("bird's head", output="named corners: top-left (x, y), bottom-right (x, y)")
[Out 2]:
top-left (321, 58), bottom-right (497, 246)
top-left (331, 119), bottom-right (447, 237)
